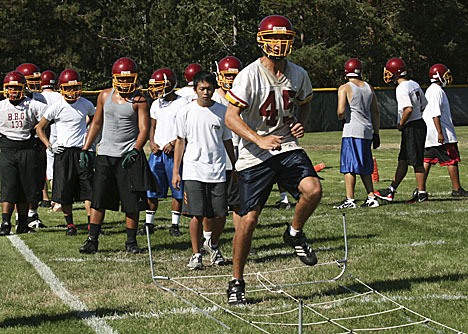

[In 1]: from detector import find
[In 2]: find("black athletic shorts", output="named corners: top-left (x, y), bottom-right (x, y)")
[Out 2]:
top-left (52, 147), bottom-right (93, 205)
top-left (398, 119), bottom-right (427, 167)
top-left (237, 149), bottom-right (319, 216)
top-left (91, 154), bottom-right (150, 213)
top-left (0, 147), bottom-right (42, 203)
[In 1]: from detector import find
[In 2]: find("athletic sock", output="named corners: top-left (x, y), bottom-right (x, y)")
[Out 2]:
top-left (289, 226), bottom-right (301, 237)
top-left (126, 228), bottom-right (138, 244)
top-left (89, 223), bottom-right (101, 240)
top-left (65, 215), bottom-right (74, 227)
top-left (145, 210), bottom-right (155, 225)
top-left (203, 231), bottom-right (212, 245)
top-left (2, 213), bottom-right (12, 223)
top-left (171, 211), bottom-right (181, 225)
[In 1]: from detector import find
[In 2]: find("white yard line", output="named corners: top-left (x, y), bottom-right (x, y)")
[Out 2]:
top-left (8, 235), bottom-right (117, 334)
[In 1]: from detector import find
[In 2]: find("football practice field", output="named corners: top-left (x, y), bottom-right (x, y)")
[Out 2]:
top-left (1, 127), bottom-right (467, 334)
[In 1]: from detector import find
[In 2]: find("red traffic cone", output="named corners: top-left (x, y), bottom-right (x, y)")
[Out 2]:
top-left (372, 157), bottom-right (379, 182)
top-left (314, 162), bottom-right (326, 172)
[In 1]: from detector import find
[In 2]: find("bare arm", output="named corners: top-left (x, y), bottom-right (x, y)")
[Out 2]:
top-left (398, 106), bottom-right (413, 130)
top-left (172, 136), bottom-right (185, 190)
top-left (36, 117), bottom-right (51, 148)
top-left (225, 103), bottom-right (282, 150)
top-left (337, 84), bottom-right (349, 121)
top-left (433, 116), bottom-right (444, 144)
top-left (133, 95), bottom-right (150, 151)
top-left (223, 139), bottom-right (236, 169)
top-left (82, 90), bottom-right (106, 150)
top-left (370, 89), bottom-right (380, 134)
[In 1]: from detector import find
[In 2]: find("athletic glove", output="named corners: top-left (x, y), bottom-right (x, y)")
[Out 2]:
top-left (121, 148), bottom-right (139, 169)
top-left (48, 144), bottom-right (65, 155)
top-left (79, 150), bottom-right (91, 170)
top-left (372, 133), bottom-right (380, 149)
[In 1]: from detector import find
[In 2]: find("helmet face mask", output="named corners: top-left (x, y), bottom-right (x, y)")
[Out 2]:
top-left (429, 63), bottom-right (453, 87)
top-left (112, 57), bottom-right (138, 94)
top-left (217, 56), bottom-right (243, 91)
top-left (16, 63), bottom-right (41, 92)
top-left (383, 58), bottom-right (407, 84)
top-left (148, 68), bottom-right (176, 99)
top-left (3, 71), bottom-right (26, 101)
top-left (257, 15), bottom-right (295, 60)
top-left (59, 69), bottom-right (82, 102)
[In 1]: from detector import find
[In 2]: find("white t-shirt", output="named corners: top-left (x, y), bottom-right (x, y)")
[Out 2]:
top-left (423, 83), bottom-right (457, 147)
top-left (43, 97), bottom-right (95, 148)
top-left (175, 86), bottom-right (197, 101)
top-left (41, 90), bottom-right (63, 144)
top-left (0, 97), bottom-right (47, 140)
top-left (226, 58), bottom-right (313, 171)
top-left (150, 96), bottom-right (190, 147)
top-left (396, 79), bottom-right (427, 124)
top-left (175, 100), bottom-right (232, 182)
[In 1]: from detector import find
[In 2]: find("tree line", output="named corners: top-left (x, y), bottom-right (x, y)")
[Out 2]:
top-left (1, 0), bottom-right (467, 90)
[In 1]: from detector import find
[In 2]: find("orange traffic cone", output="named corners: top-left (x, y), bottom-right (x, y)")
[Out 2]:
top-left (372, 157), bottom-right (379, 182)
top-left (314, 162), bottom-right (326, 172)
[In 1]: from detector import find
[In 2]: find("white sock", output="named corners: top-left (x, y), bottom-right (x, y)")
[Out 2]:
top-left (28, 209), bottom-right (37, 218)
top-left (289, 226), bottom-right (301, 237)
top-left (171, 211), bottom-right (181, 225)
top-left (389, 186), bottom-right (396, 192)
top-left (280, 192), bottom-right (289, 203)
top-left (145, 211), bottom-right (155, 225)
top-left (418, 190), bottom-right (427, 194)
top-left (203, 231), bottom-right (212, 244)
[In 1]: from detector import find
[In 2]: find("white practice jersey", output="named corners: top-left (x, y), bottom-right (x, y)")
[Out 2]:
top-left (396, 79), bottom-right (427, 125)
top-left (43, 97), bottom-right (95, 148)
top-left (150, 95), bottom-right (190, 147)
top-left (41, 90), bottom-right (63, 144)
top-left (226, 58), bottom-right (313, 171)
top-left (423, 83), bottom-right (457, 147)
top-left (175, 100), bottom-right (232, 182)
top-left (175, 86), bottom-right (197, 101)
top-left (0, 97), bottom-right (47, 140)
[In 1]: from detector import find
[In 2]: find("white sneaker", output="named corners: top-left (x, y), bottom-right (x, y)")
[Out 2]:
top-left (202, 239), bottom-right (226, 265)
top-left (361, 197), bottom-right (379, 208)
top-left (187, 254), bottom-right (203, 270)
top-left (333, 199), bottom-right (356, 209)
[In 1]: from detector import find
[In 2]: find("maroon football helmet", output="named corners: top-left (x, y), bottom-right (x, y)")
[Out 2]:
top-left (58, 68), bottom-right (82, 102)
top-left (429, 63), bottom-right (453, 87)
top-left (112, 57), bottom-right (138, 94)
top-left (148, 68), bottom-right (177, 99)
top-left (344, 58), bottom-right (362, 78)
top-left (16, 63), bottom-right (41, 92)
top-left (257, 15), bottom-right (295, 59)
top-left (217, 56), bottom-right (243, 91)
top-left (383, 58), bottom-right (407, 83)
top-left (41, 70), bottom-right (57, 89)
top-left (3, 71), bottom-right (27, 101)
top-left (184, 63), bottom-right (202, 84)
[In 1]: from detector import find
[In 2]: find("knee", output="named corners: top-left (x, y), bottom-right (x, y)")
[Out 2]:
top-left (300, 179), bottom-right (322, 202)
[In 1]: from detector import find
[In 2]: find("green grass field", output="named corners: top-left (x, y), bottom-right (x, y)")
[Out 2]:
top-left (1, 127), bottom-right (467, 333)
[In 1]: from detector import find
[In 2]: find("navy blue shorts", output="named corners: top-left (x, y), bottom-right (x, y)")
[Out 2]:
top-left (237, 150), bottom-right (319, 216)
top-left (340, 137), bottom-right (373, 175)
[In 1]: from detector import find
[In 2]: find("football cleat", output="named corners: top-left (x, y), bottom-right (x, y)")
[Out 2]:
top-left (406, 189), bottom-right (428, 204)
top-left (66, 225), bottom-right (77, 236)
top-left (169, 224), bottom-right (181, 237)
top-left (16, 223), bottom-right (35, 234)
top-left (360, 197), bottom-right (379, 208)
top-left (79, 238), bottom-right (99, 254)
top-left (27, 214), bottom-right (46, 229)
top-left (452, 188), bottom-right (468, 197)
top-left (125, 241), bottom-right (143, 254)
top-left (0, 222), bottom-right (12, 236)
top-left (187, 254), bottom-right (203, 270)
top-left (227, 279), bottom-right (246, 305)
top-left (283, 225), bottom-right (318, 266)
top-left (374, 188), bottom-right (395, 202)
top-left (333, 198), bottom-right (356, 209)
top-left (137, 223), bottom-right (154, 236)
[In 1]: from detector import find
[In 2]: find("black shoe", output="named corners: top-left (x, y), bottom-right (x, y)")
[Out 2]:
top-left (0, 222), bottom-right (11, 236)
top-left (16, 223), bottom-right (35, 234)
top-left (40, 200), bottom-right (52, 208)
top-left (66, 225), bottom-right (77, 236)
top-left (452, 188), bottom-right (468, 197)
top-left (27, 214), bottom-right (46, 229)
top-left (283, 225), bottom-right (318, 266)
top-left (126, 241), bottom-right (143, 254)
top-left (79, 238), bottom-right (98, 254)
top-left (169, 224), bottom-right (181, 237)
top-left (275, 200), bottom-right (291, 209)
top-left (227, 279), bottom-right (246, 305)
top-left (406, 188), bottom-right (429, 204)
top-left (137, 223), bottom-right (154, 236)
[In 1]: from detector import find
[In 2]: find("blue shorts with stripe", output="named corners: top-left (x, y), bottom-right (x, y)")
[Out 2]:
top-left (339, 137), bottom-right (373, 175)
top-left (147, 151), bottom-right (183, 199)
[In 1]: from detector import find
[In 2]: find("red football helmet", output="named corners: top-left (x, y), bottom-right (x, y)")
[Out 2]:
top-left (217, 56), bottom-right (243, 91)
top-left (147, 68), bottom-right (177, 99)
top-left (16, 63), bottom-right (41, 92)
top-left (3, 71), bottom-right (27, 101)
top-left (184, 63), bottom-right (202, 84)
top-left (41, 70), bottom-right (57, 89)
top-left (429, 63), bottom-right (452, 87)
top-left (58, 68), bottom-right (82, 102)
top-left (257, 15), bottom-right (296, 59)
top-left (112, 57), bottom-right (138, 94)
top-left (344, 58), bottom-right (362, 78)
top-left (383, 58), bottom-right (407, 84)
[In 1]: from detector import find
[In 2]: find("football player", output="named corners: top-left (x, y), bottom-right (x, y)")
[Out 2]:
top-left (175, 63), bottom-right (202, 100)
top-left (334, 58), bottom-right (380, 209)
top-left (36, 68), bottom-right (95, 236)
top-left (142, 68), bottom-right (189, 237)
top-left (0, 71), bottom-right (48, 235)
top-left (79, 57), bottom-right (154, 254)
top-left (224, 15), bottom-right (321, 305)
top-left (375, 58), bottom-right (428, 203)
top-left (423, 64), bottom-right (468, 197)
